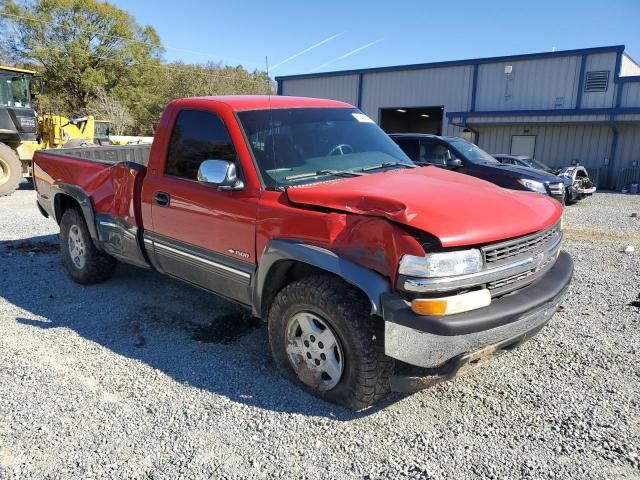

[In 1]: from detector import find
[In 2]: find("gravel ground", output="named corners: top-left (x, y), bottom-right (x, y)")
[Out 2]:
top-left (1, 186), bottom-right (639, 479)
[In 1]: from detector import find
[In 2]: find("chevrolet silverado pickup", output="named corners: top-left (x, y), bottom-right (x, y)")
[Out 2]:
top-left (33, 96), bottom-right (573, 409)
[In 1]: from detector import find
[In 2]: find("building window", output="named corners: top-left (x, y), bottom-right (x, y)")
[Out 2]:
top-left (584, 71), bottom-right (610, 92)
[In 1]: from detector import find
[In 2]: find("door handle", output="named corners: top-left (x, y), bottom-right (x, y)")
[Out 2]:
top-left (153, 191), bottom-right (170, 207)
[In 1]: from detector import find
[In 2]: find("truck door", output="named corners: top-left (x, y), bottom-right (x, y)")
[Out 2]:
top-left (143, 108), bottom-right (257, 305)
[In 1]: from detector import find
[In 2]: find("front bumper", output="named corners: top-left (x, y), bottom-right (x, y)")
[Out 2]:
top-left (382, 251), bottom-right (573, 369)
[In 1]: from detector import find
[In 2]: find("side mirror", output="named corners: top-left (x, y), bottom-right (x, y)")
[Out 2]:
top-left (197, 159), bottom-right (244, 191)
top-left (448, 158), bottom-right (463, 169)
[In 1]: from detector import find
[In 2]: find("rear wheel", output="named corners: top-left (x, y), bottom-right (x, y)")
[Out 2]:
top-left (0, 143), bottom-right (22, 197)
top-left (59, 207), bottom-right (117, 284)
top-left (268, 275), bottom-right (393, 409)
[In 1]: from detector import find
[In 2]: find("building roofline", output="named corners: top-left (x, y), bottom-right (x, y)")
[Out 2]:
top-left (275, 45), bottom-right (626, 81)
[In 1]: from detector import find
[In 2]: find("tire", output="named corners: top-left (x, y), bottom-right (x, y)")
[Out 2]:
top-left (59, 207), bottom-right (117, 284)
top-left (268, 275), bottom-right (393, 410)
top-left (0, 143), bottom-right (22, 197)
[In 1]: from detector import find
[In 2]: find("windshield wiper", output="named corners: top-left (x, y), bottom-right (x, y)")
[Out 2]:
top-left (284, 169), bottom-right (366, 181)
top-left (360, 161), bottom-right (417, 172)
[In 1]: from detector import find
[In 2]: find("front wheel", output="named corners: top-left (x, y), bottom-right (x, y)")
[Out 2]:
top-left (268, 275), bottom-right (393, 409)
top-left (59, 207), bottom-right (117, 284)
top-left (0, 143), bottom-right (22, 197)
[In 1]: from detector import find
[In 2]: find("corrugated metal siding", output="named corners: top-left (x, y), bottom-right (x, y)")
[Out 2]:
top-left (477, 125), bottom-right (612, 170)
top-left (616, 125), bottom-right (640, 166)
top-left (475, 56), bottom-right (581, 110)
top-left (281, 75), bottom-right (360, 105)
top-left (620, 82), bottom-right (640, 107)
top-left (359, 65), bottom-right (474, 134)
top-left (580, 52), bottom-right (618, 108)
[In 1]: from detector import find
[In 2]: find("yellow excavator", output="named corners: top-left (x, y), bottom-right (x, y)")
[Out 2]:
top-left (0, 65), bottom-right (111, 196)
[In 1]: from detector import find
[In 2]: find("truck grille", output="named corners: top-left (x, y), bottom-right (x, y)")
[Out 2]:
top-left (482, 223), bottom-right (560, 264)
top-left (486, 255), bottom-right (556, 293)
top-left (482, 222), bottom-right (561, 296)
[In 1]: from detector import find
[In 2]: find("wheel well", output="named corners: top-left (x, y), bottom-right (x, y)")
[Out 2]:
top-left (54, 194), bottom-right (80, 224)
top-left (260, 260), bottom-right (371, 320)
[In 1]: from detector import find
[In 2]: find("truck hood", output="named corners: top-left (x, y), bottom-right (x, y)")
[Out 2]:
top-left (286, 167), bottom-right (563, 247)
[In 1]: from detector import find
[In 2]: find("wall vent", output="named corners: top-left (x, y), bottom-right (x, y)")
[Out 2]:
top-left (584, 70), bottom-right (610, 92)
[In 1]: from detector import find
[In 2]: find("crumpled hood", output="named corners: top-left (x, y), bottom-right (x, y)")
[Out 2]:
top-left (286, 167), bottom-right (563, 247)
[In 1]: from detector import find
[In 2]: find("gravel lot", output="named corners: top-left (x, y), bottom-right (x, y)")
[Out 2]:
top-left (1, 185), bottom-right (639, 479)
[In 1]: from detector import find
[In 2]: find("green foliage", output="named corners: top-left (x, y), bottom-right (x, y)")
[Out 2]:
top-left (1, 0), bottom-right (274, 134)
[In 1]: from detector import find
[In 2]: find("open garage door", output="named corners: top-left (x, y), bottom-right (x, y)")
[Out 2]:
top-left (380, 106), bottom-right (444, 134)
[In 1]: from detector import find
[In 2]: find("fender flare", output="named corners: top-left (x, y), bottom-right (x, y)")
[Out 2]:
top-left (51, 183), bottom-right (100, 246)
top-left (252, 239), bottom-right (390, 318)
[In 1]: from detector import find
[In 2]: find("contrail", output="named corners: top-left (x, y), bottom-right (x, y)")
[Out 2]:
top-left (311, 38), bottom-right (383, 72)
top-left (270, 32), bottom-right (346, 71)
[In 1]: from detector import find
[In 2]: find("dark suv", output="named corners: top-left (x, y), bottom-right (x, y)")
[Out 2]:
top-left (390, 134), bottom-right (566, 204)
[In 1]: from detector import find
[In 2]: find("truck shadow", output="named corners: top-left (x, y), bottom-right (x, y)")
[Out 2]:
top-left (2, 236), bottom-right (404, 419)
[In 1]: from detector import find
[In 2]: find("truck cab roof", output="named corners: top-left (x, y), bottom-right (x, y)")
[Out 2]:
top-left (176, 95), bottom-right (353, 111)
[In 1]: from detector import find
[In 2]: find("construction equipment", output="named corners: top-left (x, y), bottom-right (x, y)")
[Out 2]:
top-left (0, 65), bottom-right (38, 196)
top-left (0, 65), bottom-right (108, 196)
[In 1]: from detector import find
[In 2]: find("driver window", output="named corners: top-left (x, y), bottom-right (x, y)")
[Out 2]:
top-left (419, 141), bottom-right (452, 166)
top-left (165, 110), bottom-right (236, 180)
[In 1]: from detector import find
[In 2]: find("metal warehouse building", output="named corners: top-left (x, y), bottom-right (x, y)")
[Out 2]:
top-left (275, 45), bottom-right (640, 189)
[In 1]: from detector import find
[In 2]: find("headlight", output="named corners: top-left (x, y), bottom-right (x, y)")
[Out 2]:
top-left (399, 249), bottom-right (483, 278)
top-left (518, 179), bottom-right (547, 194)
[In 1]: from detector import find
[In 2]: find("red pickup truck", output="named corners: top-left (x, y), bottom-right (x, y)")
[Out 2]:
top-left (33, 96), bottom-right (573, 409)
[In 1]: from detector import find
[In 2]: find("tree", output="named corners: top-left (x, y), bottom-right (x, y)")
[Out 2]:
top-left (89, 88), bottom-right (132, 135)
top-left (1, 0), bottom-right (164, 115)
top-left (0, 1), bottom-right (275, 135)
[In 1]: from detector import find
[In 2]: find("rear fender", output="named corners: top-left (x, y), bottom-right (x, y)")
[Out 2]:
top-left (52, 183), bottom-right (100, 247)
top-left (252, 239), bottom-right (390, 319)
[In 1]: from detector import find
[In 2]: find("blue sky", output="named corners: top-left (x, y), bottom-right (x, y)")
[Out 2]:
top-left (111, 0), bottom-right (640, 77)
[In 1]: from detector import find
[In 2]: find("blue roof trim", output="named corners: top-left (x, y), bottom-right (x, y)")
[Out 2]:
top-left (619, 75), bottom-right (640, 83)
top-left (446, 107), bottom-right (640, 118)
top-left (275, 45), bottom-right (625, 81)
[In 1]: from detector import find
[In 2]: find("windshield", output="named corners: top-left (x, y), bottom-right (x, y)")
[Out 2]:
top-left (95, 121), bottom-right (111, 138)
top-left (0, 73), bottom-right (30, 108)
top-left (447, 138), bottom-right (499, 164)
top-left (528, 158), bottom-right (555, 173)
top-left (237, 107), bottom-right (413, 187)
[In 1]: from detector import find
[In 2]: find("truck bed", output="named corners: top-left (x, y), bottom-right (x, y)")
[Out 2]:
top-left (40, 144), bottom-right (151, 166)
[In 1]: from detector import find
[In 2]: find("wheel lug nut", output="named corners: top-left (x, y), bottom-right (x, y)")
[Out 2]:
top-left (310, 335), bottom-right (315, 342)
top-left (314, 359), bottom-right (320, 366)
top-left (320, 353), bottom-right (326, 360)
top-left (318, 341), bottom-right (324, 349)
top-left (304, 340), bottom-right (309, 347)
top-left (306, 352), bottom-right (312, 359)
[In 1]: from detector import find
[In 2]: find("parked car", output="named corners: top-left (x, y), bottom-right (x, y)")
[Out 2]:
top-left (390, 134), bottom-right (567, 204)
top-left (493, 154), bottom-right (596, 204)
top-left (556, 166), bottom-right (597, 204)
top-left (33, 96), bottom-right (573, 409)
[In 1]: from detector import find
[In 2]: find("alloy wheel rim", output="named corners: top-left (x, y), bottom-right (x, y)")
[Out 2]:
top-left (285, 312), bottom-right (344, 391)
top-left (68, 225), bottom-right (86, 269)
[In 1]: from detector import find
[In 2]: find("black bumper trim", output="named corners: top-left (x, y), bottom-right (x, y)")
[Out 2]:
top-left (382, 251), bottom-right (573, 336)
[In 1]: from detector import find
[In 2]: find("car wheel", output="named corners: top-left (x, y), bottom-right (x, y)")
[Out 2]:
top-left (268, 275), bottom-right (393, 409)
top-left (59, 207), bottom-right (117, 284)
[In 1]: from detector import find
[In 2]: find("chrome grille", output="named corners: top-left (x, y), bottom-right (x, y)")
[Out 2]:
top-left (487, 254), bottom-right (556, 294)
top-left (482, 223), bottom-right (560, 264)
